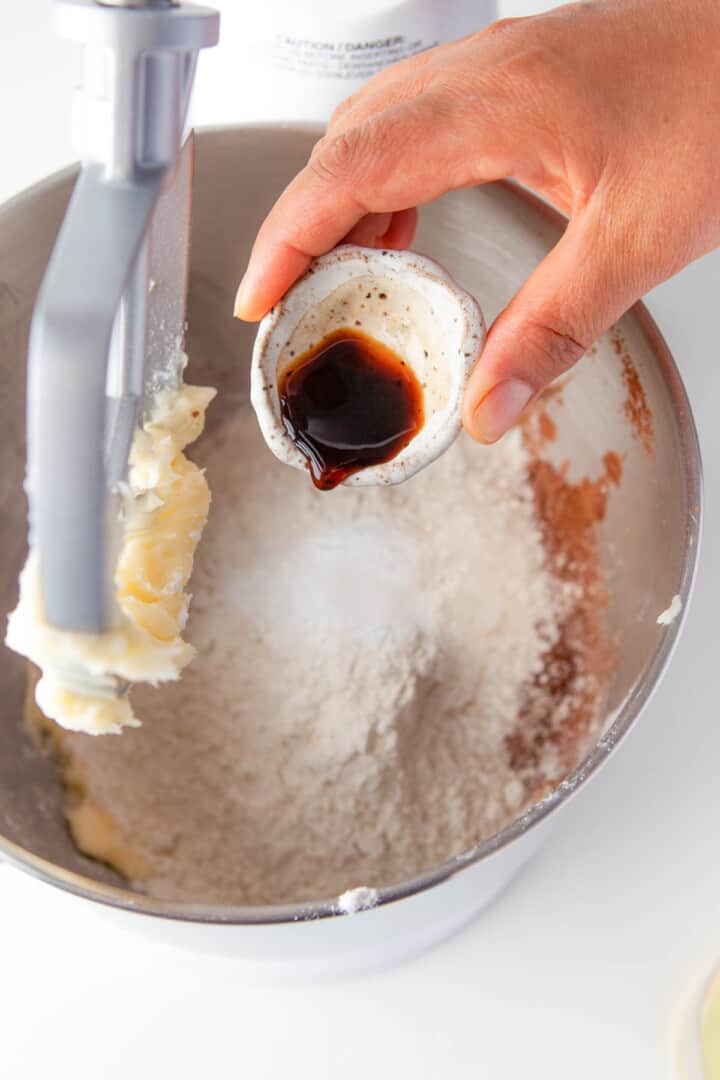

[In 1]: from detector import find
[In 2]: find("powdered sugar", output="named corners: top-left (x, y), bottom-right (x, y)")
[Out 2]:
top-left (228, 515), bottom-right (438, 656)
top-left (336, 886), bottom-right (379, 914)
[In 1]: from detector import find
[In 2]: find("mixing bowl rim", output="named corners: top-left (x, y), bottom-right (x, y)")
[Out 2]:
top-left (0, 124), bottom-right (703, 925)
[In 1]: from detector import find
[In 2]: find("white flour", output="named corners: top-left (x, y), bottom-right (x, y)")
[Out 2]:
top-left (60, 401), bottom-right (576, 905)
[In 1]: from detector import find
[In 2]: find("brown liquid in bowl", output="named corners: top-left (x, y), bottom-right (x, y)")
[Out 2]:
top-left (278, 328), bottom-right (424, 490)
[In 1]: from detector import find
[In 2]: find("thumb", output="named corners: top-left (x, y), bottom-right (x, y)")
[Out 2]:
top-left (462, 204), bottom-right (633, 443)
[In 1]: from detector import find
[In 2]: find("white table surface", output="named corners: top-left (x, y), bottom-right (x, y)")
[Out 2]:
top-left (1, 3), bottom-right (718, 1078)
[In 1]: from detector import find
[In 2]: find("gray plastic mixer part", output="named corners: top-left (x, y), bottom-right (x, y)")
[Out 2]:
top-left (26, 0), bottom-right (218, 634)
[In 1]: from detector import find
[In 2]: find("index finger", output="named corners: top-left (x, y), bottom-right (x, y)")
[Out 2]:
top-left (233, 87), bottom-right (516, 322)
top-left (233, 161), bottom-right (370, 322)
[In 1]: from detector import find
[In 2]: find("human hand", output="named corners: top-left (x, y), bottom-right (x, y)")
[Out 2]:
top-left (234, 0), bottom-right (720, 443)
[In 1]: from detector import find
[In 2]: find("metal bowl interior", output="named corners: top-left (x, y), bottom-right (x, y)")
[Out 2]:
top-left (0, 125), bottom-right (702, 925)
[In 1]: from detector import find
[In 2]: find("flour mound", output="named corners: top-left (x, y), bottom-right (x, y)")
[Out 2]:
top-left (59, 404), bottom-right (597, 905)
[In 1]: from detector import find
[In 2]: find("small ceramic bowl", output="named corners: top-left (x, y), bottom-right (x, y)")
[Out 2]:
top-left (250, 245), bottom-right (486, 486)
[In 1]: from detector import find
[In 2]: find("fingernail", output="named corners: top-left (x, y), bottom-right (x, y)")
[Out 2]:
top-left (471, 379), bottom-right (533, 443)
top-left (233, 274), bottom-right (252, 320)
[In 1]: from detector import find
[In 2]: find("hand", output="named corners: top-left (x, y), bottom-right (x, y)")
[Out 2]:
top-left (234, 0), bottom-right (720, 443)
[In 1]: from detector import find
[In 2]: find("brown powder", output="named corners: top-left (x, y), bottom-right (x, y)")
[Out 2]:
top-left (603, 450), bottom-right (624, 487)
top-left (507, 447), bottom-right (616, 795)
top-left (613, 332), bottom-right (654, 456)
top-left (519, 381), bottom-right (567, 457)
top-left (538, 410), bottom-right (558, 445)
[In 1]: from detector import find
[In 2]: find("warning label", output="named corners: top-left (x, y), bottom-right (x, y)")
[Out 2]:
top-left (269, 34), bottom-right (438, 80)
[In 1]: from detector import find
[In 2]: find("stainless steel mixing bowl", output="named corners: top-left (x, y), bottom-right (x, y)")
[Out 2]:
top-left (0, 126), bottom-right (701, 973)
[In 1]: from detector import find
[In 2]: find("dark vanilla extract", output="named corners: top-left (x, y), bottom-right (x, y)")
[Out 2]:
top-left (278, 328), bottom-right (424, 490)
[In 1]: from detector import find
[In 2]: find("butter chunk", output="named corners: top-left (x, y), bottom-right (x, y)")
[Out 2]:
top-left (5, 379), bottom-right (216, 735)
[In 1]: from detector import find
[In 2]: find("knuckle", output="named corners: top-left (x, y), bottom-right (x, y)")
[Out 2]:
top-left (459, 19), bottom-right (558, 121)
top-left (309, 132), bottom-right (333, 162)
top-left (472, 12), bottom-right (582, 95)
top-left (309, 128), bottom-right (367, 187)
top-left (329, 92), bottom-right (361, 129)
top-left (387, 71), bottom-right (431, 104)
top-left (524, 319), bottom-right (587, 385)
top-left (473, 15), bottom-right (525, 42)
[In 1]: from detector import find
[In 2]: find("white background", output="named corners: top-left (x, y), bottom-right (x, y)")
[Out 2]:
top-left (1, 2), bottom-right (719, 1077)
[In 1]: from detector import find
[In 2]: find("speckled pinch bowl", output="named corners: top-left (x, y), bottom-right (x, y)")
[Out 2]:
top-left (250, 245), bottom-right (486, 486)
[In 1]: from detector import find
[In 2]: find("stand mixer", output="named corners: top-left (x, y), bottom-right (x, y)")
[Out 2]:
top-left (27, 0), bottom-right (218, 657)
